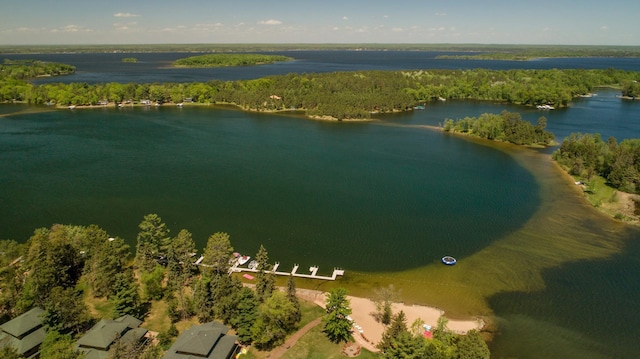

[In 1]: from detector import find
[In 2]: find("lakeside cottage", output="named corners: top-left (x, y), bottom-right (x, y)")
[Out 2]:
top-left (0, 307), bottom-right (46, 358)
top-left (75, 315), bottom-right (149, 359)
top-left (163, 321), bottom-right (240, 359)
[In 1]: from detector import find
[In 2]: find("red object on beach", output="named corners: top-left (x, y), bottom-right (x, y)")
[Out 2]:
top-left (243, 274), bottom-right (254, 280)
top-left (423, 331), bottom-right (433, 339)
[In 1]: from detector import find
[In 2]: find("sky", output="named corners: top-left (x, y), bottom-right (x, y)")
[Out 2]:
top-left (1, 0), bottom-right (639, 46)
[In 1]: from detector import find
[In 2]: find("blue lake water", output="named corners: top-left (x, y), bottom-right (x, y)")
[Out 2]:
top-left (2, 52), bottom-right (640, 358)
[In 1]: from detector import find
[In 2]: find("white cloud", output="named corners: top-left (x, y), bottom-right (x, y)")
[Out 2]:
top-left (342, 16), bottom-right (349, 20)
top-left (391, 27), bottom-right (404, 32)
top-left (435, 12), bottom-right (447, 16)
top-left (258, 19), bottom-right (282, 25)
top-left (600, 25), bottom-right (609, 31)
top-left (114, 12), bottom-right (140, 18)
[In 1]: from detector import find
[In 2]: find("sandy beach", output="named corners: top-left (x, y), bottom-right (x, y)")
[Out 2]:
top-left (295, 289), bottom-right (484, 352)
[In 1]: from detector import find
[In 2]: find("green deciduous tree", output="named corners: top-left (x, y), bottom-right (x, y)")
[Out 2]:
top-left (250, 291), bottom-right (299, 349)
top-left (40, 330), bottom-right (84, 359)
top-left (228, 287), bottom-right (259, 344)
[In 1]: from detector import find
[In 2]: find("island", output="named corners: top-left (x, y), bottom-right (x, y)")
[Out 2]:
top-left (172, 53), bottom-right (293, 68)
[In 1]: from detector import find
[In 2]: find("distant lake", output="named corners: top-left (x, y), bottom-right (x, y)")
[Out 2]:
top-left (2, 50), bottom-right (639, 84)
top-left (1, 52), bottom-right (640, 358)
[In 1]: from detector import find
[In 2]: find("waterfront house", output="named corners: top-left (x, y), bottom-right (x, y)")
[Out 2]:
top-left (163, 321), bottom-right (240, 359)
top-left (75, 315), bottom-right (148, 359)
top-left (0, 307), bottom-right (46, 358)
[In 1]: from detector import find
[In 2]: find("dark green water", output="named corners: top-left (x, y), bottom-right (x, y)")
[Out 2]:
top-left (0, 105), bottom-right (537, 273)
top-left (2, 100), bottom-right (640, 358)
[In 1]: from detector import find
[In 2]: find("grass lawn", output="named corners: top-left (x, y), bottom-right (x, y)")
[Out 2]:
top-left (279, 325), bottom-right (380, 359)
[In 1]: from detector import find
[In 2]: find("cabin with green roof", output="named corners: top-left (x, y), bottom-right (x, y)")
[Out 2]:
top-left (0, 307), bottom-right (46, 358)
top-left (75, 315), bottom-right (148, 359)
top-left (163, 321), bottom-right (240, 359)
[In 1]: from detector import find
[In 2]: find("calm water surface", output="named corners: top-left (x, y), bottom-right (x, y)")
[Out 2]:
top-left (2, 53), bottom-right (640, 358)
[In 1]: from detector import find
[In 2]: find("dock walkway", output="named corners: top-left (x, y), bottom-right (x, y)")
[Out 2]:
top-left (194, 256), bottom-right (344, 281)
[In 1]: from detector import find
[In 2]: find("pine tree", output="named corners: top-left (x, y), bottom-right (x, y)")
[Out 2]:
top-left (193, 276), bottom-right (214, 322)
top-left (254, 245), bottom-right (275, 301)
top-left (111, 269), bottom-right (143, 318)
top-left (135, 214), bottom-right (170, 273)
top-left (201, 232), bottom-right (233, 276)
top-left (286, 274), bottom-right (302, 324)
top-left (322, 288), bottom-right (353, 344)
top-left (378, 310), bottom-right (408, 352)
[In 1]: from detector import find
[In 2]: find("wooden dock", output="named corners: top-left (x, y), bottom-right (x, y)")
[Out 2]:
top-left (194, 256), bottom-right (344, 281)
top-left (231, 261), bottom-right (345, 281)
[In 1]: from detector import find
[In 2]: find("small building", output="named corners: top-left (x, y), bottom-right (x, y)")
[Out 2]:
top-left (0, 307), bottom-right (46, 358)
top-left (163, 321), bottom-right (240, 359)
top-left (75, 315), bottom-right (148, 359)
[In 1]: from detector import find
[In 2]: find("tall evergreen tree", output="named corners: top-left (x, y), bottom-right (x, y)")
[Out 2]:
top-left (135, 214), bottom-right (170, 273)
top-left (378, 310), bottom-right (408, 352)
top-left (254, 245), bottom-right (275, 301)
top-left (166, 229), bottom-right (196, 290)
top-left (87, 236), bottom-right (130, 298)
top-left (286, 274), bottom-right (302, 324)
top-left (201, 232), bottom-right (233, 276)
top-left (322, 288), bottom-right (353, 344)
top-left (42, 286), bottom-right (91, 335)
top-left (110, 269), bottom-right (143, 318)
top-left (192, 276), bottom-right (214, 322)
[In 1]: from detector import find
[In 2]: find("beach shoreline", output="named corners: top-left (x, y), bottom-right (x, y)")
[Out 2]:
top-left (295, 288), bottom-right (485, 352)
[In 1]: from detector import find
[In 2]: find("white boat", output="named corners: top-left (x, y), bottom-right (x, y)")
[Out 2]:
top-left (441, 256), bottom-right (457, 265)
top-left (536, 104), bottom-right (555, 110)
top-left (238, 255), bottom-right (251, 265)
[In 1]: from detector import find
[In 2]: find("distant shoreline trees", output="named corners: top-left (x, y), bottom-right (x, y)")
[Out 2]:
top-left (173, 53), bottom-right (293, 68)
top-left (1, 60), bottom-right (639, 119)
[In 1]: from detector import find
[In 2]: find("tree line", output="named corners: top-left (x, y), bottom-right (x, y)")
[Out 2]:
top-left (0, 214), bottom-right (490, 358)
top-left (553, 133), bottom-right (640, 194)
top-left (442, 110), bottom-right (555, 146)
top-left (2, 60), bottom-right (639, 119)
top-left (0, 214), bottom-right (302, 358)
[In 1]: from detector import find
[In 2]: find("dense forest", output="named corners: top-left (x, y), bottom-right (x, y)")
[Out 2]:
top-left (553, 133), bottom-right (640, 194)
top-left (443, 110), bottom-right (555, 146)
top-left (173, 54), bottom-right (293, 67)
top-left (0, 215), bottom-right (490, 358)
top-left (1, 60), bottom-right (639, 119)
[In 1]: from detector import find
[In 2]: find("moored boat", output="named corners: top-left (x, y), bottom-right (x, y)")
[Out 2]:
top-left (238, 255), bottom-right (250, 265)
top-left (441, 256), bottom-right (457, 265)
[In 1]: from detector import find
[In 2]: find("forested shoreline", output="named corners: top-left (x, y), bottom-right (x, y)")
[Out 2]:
top-left (2, 59), bottom-right (640, 120)
top-left (0, 215), bottom-right (490, 358)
